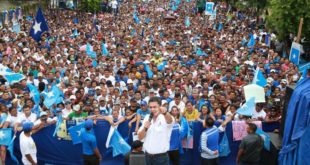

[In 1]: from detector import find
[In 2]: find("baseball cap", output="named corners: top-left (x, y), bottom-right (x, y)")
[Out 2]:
top-left (127, 79), bottom-right (133, 84)
top-left (149, 89), bottom-right (155, 93)
top-left (162, 100), bottom-right (168, 106)
top-left (69, 95), bottom-right (76, 100)
top-left (73, 104), bottom-right (81, 111)
top-left (40, 111), bottom-right (47, 117)
top-left (84, 119), bottom-right (94, 129)
top-left (141, 101), bottom-right (147, 106)
top-left (38, 72), bottom-right (43, 77)
top-left (65, 100), bottom-right (72, 105)
top-left (23, 122), bottom-right (34, 132)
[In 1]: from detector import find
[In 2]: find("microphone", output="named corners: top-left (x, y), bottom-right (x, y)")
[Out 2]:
top-left (145, 113), bottom-right (153, 132)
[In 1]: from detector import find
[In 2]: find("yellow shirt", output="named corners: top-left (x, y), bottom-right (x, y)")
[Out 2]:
top-left (183, 109), bottom-right (199, 121)
top-left (150, 57), bottom-right (163, 66)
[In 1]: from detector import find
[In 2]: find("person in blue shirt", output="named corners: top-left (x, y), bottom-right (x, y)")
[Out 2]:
top-left (200, 117), bottom-right (220, 165)
top-left (135, 101), bottom-right (150, 132)
top-left (80, 119), bottom-right (102, 165)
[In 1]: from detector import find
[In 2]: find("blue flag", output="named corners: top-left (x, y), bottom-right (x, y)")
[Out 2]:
top-left (133, 10), bottom-right (140, 24)
top-left (3, 72), bottom-right (25, 85)
top-left (0, 128), bottom-right (12, 146)
top-left (185, 16), bottom-right (190, 27)
top-left (217, 22), bottom-right (223, 32)
top-left (92, 60), bottom-right (98, 67)
top-left (289, 42), bottom-right (301, 66)
top-left (256, 128), bottom-right (270, 151)
top-left (196, 47), bottom-right (207, 56)
top-left (101, 43), bottom-right (109, 56)
top-left (68, 122), bottom-right (85, 145)
top-left (179, 117), bottom-right (189, 139)
top-left (236, 97), bottom-right (256, 116)
top-left (143, 64), bottom-right (153, 79)
top-left (252, 67), bottom-right (267, 87)
top-left (7, 134), bottom-right (19, 164)
top-left (29, 8), bottom-right (49, 42)
top-left (27, 84), bottom-right (40, 105)
top-left (12, 23), bottom-right (20, 33)
top-left (86, 43), bottom-right (97, 58)
top-left (43, 85), bottom-right (63, 109)
top-left (106, 127), bottom-right (131, 157)
top-left (53, 114), bottom-right (63, 137)
top-left (157, 61), bottom-right (167, 71)
top-left (247, 34), bottom-right (256, 47)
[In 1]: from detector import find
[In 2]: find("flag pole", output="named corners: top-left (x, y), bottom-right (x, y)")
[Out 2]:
top-left (296, 18), bottom-right (303, 43)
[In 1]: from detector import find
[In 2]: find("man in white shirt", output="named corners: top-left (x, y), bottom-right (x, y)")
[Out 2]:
top-left (14, 105), bottom-right (37, 132)
top-left (252, 103), bottom-right (267, 121)
top-left (20, 122), bottom-right (45, 165)
top-left (138, 97), bottom-right (174, 165)
top-left (168, 93), bottom-right (185, 113)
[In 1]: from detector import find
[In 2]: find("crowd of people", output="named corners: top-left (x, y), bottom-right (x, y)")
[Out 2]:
top-left (0, 0), bottom-right (300, 164)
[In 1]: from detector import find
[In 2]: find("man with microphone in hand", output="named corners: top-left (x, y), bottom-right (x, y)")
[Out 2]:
top-left (138, 97), bottom-right (174, 165)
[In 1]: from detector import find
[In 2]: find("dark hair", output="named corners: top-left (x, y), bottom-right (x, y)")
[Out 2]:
top-left (205, 117), bottom-right (215, 127)
top-left (148, 97), bottom-right (161, 106)
top-left (248, 123), bottom-right (257, 133)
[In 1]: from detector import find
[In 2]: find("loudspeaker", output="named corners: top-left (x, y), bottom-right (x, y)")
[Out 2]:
top-left (280, 85), bottom-right (296, 137)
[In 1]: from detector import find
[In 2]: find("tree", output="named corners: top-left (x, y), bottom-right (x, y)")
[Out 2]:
top-left (79, 0), bottom-right (101, 13)
top-left (267, 0), bottom-right (310, 42)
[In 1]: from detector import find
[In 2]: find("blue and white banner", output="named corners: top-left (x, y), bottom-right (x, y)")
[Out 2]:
top-left (289, 42), bottom-right (301, 66)
top-left (205, 2), bottom-right (214, 15)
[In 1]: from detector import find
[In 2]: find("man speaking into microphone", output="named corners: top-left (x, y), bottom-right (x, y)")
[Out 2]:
top-left (138, 97), bottom-right (174, 165)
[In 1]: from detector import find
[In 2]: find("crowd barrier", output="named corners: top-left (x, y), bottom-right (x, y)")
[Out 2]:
top-left (6, 120), bottom-right (280, 165)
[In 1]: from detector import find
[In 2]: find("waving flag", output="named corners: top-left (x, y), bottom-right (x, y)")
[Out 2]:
top-left (27, 84), bottom-right (40, 105)
top-left (43, 85), bottom-right (63, 109)
top-left (8, 134), bottom-right (18, 164)
top-left (133, 10), bottom-right (140, 24)
top-left (157, 61), bottom-right (167, 71)
top-left (196, 47), bottom-right (207, 56)
top-left (53, 114), bottom-right (63, 137)
top-left (106, 127), bottom-right (131, 157)
top-left (0, 128), bottom-right (12, 146)
top-left (237, 97), bottom-right (256, 116)
top-left (256, 128), bottom-right (270, 151)
top-left (218, 22), bottom-right (223, 32)
top-left (247, 34), bottom-right (256, 48)
top-left (68, 122), bottom-right (85, 145)
top-left (12, 23), bottom-right (21, 33)
top-left (185, 16), bottom-right (191, 27)
top-left (3, 72), bottom-right (25, 85)
top-left (205, 2), bottom-right (214, 15)
top-left (101, 42), bottom-right (109, 56)
top-left (289, 42), bottom-right (301, 66)
top-left (180, 117), bottom-right (190, 139)
top-left (29, 8), bottom-right (49, 42)
top-left (86, 43), bottom-right (97, 58)
top-left (144, 64), bottom-right (153, 79)
top-left (252, 67), bottom-right (267, 87)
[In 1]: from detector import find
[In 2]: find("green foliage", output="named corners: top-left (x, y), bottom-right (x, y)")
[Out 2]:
top-left (267, 0), bottom-right (310, 41)
top-left (79, 0), bottom-right (102, 13)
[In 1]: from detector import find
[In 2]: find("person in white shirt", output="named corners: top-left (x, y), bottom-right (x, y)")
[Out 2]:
top-left (252, 103), bottom-right (267, 121)
top-left (19, 122), bottom-right (45, 165)
top-left (62, 100), bottom-right (73, 118)
top-left (138, 97), bottom-right (173, 165)
top-left (14, 105), bottom-right (37, 132)
top-left (3, 107), bottom-right (20, 128)
top-left (33, 111), bottom-right (56, 128)
top-left (168, 93), bottom-right (185, 113)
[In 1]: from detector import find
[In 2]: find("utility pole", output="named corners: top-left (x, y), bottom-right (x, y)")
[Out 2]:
top-left (296, 18), bottom-right (303, 43)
